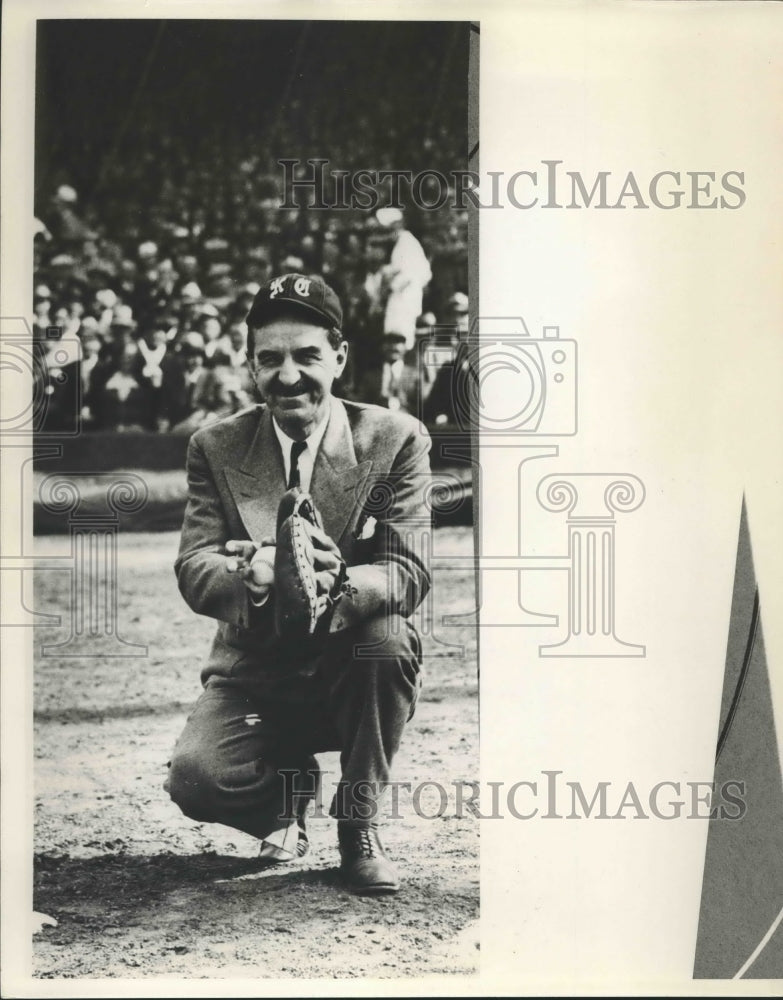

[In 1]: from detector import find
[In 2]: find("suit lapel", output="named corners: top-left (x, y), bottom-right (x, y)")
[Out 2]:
top-left (224, 408), bottom-right (285, 542)
top-left (310, 397), bottom-right (373, 544)
top-left (224, 399), bottom-right (373, 546)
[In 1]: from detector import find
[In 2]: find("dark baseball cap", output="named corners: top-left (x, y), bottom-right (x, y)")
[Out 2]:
top-left (246, 273), bottom-right (342, 331)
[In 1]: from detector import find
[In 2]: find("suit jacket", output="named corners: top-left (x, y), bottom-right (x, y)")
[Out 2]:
top-left (175, 396), bottom-right (432, 693)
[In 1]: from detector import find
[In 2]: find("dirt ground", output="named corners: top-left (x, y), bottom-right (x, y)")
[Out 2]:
top-left (32, 527), bottom-right (479, 981)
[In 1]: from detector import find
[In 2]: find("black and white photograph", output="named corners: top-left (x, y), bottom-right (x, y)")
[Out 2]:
top-left (3, 2), bottom-right (783, 996)
top-left (21, 15), bottom-right (479, 982)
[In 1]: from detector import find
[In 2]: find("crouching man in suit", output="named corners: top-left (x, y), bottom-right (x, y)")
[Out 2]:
top-left (165, 273), bottom-right (432, 895)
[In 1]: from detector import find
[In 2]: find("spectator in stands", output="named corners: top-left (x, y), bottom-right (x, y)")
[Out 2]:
top-left (138, 240), bottom-right (159, 271)
top-left (375, 207), bottom-right (432, 351)
top-left (281, 254), bottom-right (305, 275)
top-left (35, 328), bottom-right (81, 433)
top-left (105, 304), bottom-right (137, 359)
top-left (162, 332), bottom-right (207, 432)
top-left (134, 240), bottom-right (163, 321)
top-left (244, 248), bottom-right (273, 285)
top-left (135, 325), bottom-right (171, 418)
top-left (197, 311), bottom-right (223, 359)
top-left (178, 282), bottom-right (203, 330)
top-left (183, 349), bottom-right (251, 432)
top-left (117, 259), bottom-right (139, 308)
top-left (46, 254), bottom-right (85, 306)
top-left (427, 216), bottom-right (469, 310)
top-left (97, 343), bottom-right (149, 431)
top-left (174, 254), bottom-right (200, 295)
top-left (449, 290), bottom-right (470, 336)
top-left (78, 328), bottom-right (105, 428)
top-left (33, 293), bottom-right (52, 342)
top-left (358, 331), bottom-right (431, 418)
top-left (92, 288), bottom-right (118, 336)
top-left (155, 258), bottom-right (178, 301)
top-left (212, 321), bottom-right (254, 397)
top-left (204, 264), bottom-right (235, 314)
top-left (46, 185), bottom-right (91, 248)
top-left (50, 304), bottom-right (81, 339)
top-left (422, 297), bottom-right (476, 427)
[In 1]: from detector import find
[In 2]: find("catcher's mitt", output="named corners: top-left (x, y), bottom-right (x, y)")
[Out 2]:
top-left (273, 488), bottom-right (345, 639)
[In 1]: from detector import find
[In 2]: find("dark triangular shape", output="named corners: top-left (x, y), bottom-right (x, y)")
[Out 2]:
top-left (694, 497), bottom-right (783, 978)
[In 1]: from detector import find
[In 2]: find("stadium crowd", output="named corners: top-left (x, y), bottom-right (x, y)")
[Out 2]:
top-left (32, 21), bottom-right (471, 435)
top-left (32, 175), bottom-right (469, 434)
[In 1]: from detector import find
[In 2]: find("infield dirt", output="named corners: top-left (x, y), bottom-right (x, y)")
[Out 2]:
top-left (32, 527), bottom-right (479, 980)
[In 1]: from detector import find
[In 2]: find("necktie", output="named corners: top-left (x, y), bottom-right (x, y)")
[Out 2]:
top-left (287, 439), bottom-right (307, 489)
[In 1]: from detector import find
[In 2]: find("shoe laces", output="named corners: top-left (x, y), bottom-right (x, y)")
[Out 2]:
top-left (358, 828), bottom-right (377, 858)
top-left (352, 826), bottom-right (383, 859)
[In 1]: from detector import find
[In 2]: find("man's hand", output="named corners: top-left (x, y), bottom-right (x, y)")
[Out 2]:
top-left (225, 540), bottom-right (276, 600)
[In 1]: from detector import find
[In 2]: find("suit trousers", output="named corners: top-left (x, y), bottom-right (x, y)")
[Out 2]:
top-left (164, 614), bottom-right (421, 839)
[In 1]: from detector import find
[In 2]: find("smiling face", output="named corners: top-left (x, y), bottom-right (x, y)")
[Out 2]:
top-left (248, 315), bottom-right (348, 440)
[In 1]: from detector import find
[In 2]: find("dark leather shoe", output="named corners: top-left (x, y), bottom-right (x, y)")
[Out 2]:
top-left (338, 824), bottom-right (400, 895)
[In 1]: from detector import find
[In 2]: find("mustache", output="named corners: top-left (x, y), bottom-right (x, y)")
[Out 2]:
top-left (268, 379), bottom-right (311, 397)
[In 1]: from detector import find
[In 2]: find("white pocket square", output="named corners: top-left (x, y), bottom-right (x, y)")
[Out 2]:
top-left (358, 515), bottom-right (377, 540)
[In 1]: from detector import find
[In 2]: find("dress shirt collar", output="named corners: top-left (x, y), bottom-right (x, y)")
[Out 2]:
top-left (272, 400), bottom-right (331, 489)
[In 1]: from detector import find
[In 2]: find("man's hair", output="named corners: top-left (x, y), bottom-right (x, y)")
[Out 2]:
top-left (246, 305), bottom-right (345, 360)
